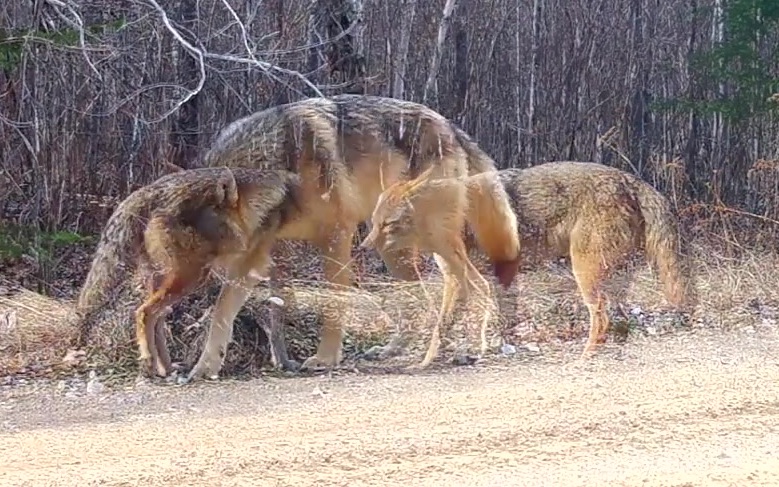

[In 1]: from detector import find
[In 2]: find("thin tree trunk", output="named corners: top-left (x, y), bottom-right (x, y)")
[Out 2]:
top-left (392, 0), bottom-right (417, 99)
top-left (422, 0), bottom-right (459, 106)
top-left (453, 18), bottom-right (468, 121)
top-left (527, 0), bottom-right (541, 162)
top-left (170, 0), bottom-right (200, 169)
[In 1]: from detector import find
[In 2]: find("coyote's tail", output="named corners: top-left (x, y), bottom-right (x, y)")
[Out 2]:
top-left (636, 182), bottom-right (697, 310)
top-left (464, 172), bottom-right (521, 288)
top-left (74, 191), bottom-right (152, 344)
top-left (451, 124), bottom-right (498, 175)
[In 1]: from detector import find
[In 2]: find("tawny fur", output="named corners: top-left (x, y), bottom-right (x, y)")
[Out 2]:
top-left (363, 161), bottom-right (696, 364)
top-left (186, 94), bottom-right (497, 379)
top-left (75, 167), bottom-right (302, 377)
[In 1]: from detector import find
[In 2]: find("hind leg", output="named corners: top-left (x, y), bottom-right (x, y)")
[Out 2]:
top-left (261, 253), bottom-right (301, 372)
top-left (154, 311), bottom-right (173, 376)
top-left (570, 249), bottom-right (609, 358)
top-left (135, 276), bottom-right (179, 378)
top-left (136, 269), bottom-right (203, 377)
top-left (301, 224), bottom-right (357, 370)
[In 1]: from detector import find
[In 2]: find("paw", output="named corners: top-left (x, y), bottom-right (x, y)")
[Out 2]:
top-left (280, 359), bottom-right (302, 373)
top-left (155, 364), bottom-right (169, 378)
top-left (300, 354), bottom-right (340, 371)
top-left (183, 360), bottom-right (221, 384)
top-left (579, 347), bottom-right (597, 361)
top-left (138, 356), bottom-right (155, 377)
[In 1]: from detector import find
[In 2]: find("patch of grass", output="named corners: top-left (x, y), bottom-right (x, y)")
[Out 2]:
top-left (0, 223), bottom-right (94, 260)
top-left (0, 223), bottom-right (96, 296)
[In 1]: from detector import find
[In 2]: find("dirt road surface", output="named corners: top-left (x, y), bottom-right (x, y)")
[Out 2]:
top-left (1, 327), bottom-right (778, 487)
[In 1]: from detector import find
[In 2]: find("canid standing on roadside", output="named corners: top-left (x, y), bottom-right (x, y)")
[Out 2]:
top-left (185, 94), bottom-right (497, 382)
top-left (75, 167), bottom-right (302, 377)
top-left (362, 161), bottom-right (696, 365)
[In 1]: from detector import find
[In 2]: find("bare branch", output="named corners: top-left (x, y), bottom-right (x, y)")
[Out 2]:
top-left (143, 0), bottom-right (207, 124)
top-left (44, 0), bottom-right (102, 80)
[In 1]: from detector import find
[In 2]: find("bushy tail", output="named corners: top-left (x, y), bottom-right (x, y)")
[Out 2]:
top-left (636, 183), bottom-right (697, 310)
top-left (74, 193), bottom-right (150, 345)
top-left (463, 172), bottom-right (521, 288)
top-left (451, 124), bottom-right (498, 175)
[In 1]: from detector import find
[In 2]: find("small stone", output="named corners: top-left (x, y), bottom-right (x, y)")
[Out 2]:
top-left (86, 375), bottom-right (104, 396)
top-left (500, 344), bottom-right (517, 356)
top-left (630, 306), bottom-right (643, 316)
top-left (645, 326), bottom-right (658, 336)
top-left (523, 342), bottom-right (541, 353)
top-left (452, 354), bottom-right (478, 366)
top-left (312, 385), bottom-right (328, 398)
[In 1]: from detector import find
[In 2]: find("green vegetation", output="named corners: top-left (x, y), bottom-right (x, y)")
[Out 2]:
top-left (0, 18), bottom-right (126, 71)
top-left (0, 223), bottom-right (93, 261)
top-left (657, 0), bottom-right (779, 122)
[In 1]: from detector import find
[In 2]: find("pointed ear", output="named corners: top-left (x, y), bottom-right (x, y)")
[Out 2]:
top-left (402, 166), bottom-right (436, 196)
top-left (218, 167), bottom-right (239, 207)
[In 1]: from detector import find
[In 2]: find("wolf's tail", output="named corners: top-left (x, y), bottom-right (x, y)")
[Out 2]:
top-left (451, 124), bottom-right (498, 175)
top-left (635, 182), bottom-right (696, 310)
top-left (464, 172), bottom-right (521, 288)
top-left (74, 191), bottom-right (151, 345)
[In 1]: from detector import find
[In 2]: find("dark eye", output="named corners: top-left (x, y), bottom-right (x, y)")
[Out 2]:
top-left (381, 218), bottom-right (399, 230)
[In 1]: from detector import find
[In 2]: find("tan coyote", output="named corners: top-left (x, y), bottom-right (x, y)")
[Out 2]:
top-left (184, 94), bottom-right (497, 381)
top-left (361, 161), bottom-right (696, 365)
top-left (74, 167), bottom-right (303, 377)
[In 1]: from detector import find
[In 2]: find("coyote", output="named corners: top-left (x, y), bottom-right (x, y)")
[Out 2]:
top-left (361, 161), bottom-right (696, 365)
top-left (75, 167), bottom-right (303, 377)
top-left (185, 94), bottom-right (497, 381)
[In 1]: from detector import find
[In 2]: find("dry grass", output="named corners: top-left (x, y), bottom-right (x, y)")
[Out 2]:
top-left (0, 286), bottom-right (75, 376)
top-left (1, 234), bottom-right (779, 379)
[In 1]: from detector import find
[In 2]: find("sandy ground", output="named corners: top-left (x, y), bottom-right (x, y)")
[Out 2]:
top-left (0, 327), bottom-right (778, 487)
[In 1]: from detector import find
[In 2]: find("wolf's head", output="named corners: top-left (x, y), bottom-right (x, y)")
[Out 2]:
top-left (360, 167), bottom-right (436, 254)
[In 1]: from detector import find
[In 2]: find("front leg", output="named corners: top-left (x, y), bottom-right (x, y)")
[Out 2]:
top-left (300, 225), bottom-right (356, 370)
top-left (183, 244), bottom-right (273, 383)
top-left (413, 253), bottom-right (460, 369)
top-left (364, 246), bottom-right (424, 361)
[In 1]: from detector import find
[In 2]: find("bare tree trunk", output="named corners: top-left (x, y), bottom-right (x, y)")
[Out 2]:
top-left (625, 0), bottom-right (649, 175)
top-left (422, 0), bottom-right (459, 106)
top-left (392, 0), bottom-right (417, 99)
top-left (515, 0), bottom-right (522, 160)
top-left (306, 0), bottom-right (366, 95)
top-left (170, 0), bottom-right (200, 168)
top-left (452, 18), bottom-right (468, 122)
top-left (685, 0), bottom-right (703, 200)
top-left (527, 0), bottom-right (541, 162)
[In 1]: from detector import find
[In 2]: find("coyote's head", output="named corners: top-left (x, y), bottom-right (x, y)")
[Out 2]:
top-left (360, 167), bottom-right (435, 254)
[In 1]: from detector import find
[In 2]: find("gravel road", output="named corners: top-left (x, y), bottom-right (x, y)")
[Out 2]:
top-left (1, 327), bottom-right (778, 487)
